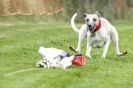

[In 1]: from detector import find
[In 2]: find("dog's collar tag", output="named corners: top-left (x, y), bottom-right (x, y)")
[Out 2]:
top-left (93, 20), bottom-right (101, 33)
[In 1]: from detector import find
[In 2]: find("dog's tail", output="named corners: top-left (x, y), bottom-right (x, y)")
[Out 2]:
top-left (71, 13), bottom-right (79, 33)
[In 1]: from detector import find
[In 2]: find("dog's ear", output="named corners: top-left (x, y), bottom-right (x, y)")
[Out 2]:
top-left (95, 11), bottom-right (101, 18)
top-left (83, 13), bottom-right (87, 18)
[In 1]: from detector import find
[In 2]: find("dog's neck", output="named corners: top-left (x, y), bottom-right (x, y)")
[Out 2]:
top-left (92, 20), bottom-right (101, 33)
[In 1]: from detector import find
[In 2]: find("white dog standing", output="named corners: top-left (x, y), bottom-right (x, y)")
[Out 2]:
top-left (71, 12), bottom-right (127, 58)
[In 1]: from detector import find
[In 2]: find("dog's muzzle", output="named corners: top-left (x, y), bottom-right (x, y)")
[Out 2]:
top-left (87, 24), bottom-right (94, 32)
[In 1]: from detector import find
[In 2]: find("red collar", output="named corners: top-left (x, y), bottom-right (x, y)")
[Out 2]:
top-left (92, 20), bottom-right (101, 33)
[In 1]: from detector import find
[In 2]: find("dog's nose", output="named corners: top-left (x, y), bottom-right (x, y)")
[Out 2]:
top-left (88, 24), bottom-right (92, 28)
top-left (87, 24), bottom-right (93, 31)
top-left (88, 25), bottom-right (91, 27)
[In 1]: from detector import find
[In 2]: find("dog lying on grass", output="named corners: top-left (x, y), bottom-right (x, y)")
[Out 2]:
top-left (36, 46), bottom-right (86, 69)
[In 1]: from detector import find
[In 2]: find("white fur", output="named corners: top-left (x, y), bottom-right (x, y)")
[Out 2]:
top-left (71, 13), bottom-right (122, 58)
top-left (37, 46), bottom-right (74, 69)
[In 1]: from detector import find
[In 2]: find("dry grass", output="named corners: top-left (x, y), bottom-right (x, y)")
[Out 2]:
top-left (0, 0), bottom-right (63, 16)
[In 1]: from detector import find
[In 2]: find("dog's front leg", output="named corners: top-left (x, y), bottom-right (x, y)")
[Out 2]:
top-left (102, 39), bottom-right (110, 58)
top-left (86, 42), bottom-right (92, 58)
top-left (76, 28), bottom-right (86, 53)
top-left (86, 36), bottom-right (92, 58)
top-left (111, 29), bottom-right (122, 56)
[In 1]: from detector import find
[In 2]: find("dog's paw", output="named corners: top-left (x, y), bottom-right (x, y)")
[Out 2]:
top-left (75, 50), bottom-right (81, 54)
top-left (101, 56), bottom-right (106, 59)
top-left (86, 54), bottom-right (92, 59)
top-left (101, 54), bottom-right (107, 59)
top-left (117, 51), bottom-right (128, 56)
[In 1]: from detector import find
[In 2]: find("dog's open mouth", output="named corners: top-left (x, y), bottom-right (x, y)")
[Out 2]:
top-left (87, 24), bottom-right (96, 33)
top-left (87, 26), bottom-right (95, 33)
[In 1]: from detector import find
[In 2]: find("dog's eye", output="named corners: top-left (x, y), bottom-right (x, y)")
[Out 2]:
top-left (86, 19), bottom-right (89, 22)
top-left (93, 18), bottom-right (97, 22)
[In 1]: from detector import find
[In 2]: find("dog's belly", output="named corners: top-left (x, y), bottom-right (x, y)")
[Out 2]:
top-left (90, 38), bottom-right (105, 48)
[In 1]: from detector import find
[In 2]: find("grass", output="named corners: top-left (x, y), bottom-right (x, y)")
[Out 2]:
top-left (0, 18), bottom-right (133, 88)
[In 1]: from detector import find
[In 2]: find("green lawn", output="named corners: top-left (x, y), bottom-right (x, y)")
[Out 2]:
top-left (0, 19), bottom-right (133, 88)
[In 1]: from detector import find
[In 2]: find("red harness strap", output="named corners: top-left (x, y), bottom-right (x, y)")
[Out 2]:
top-left (93, 20), bottom-right (101, 33)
